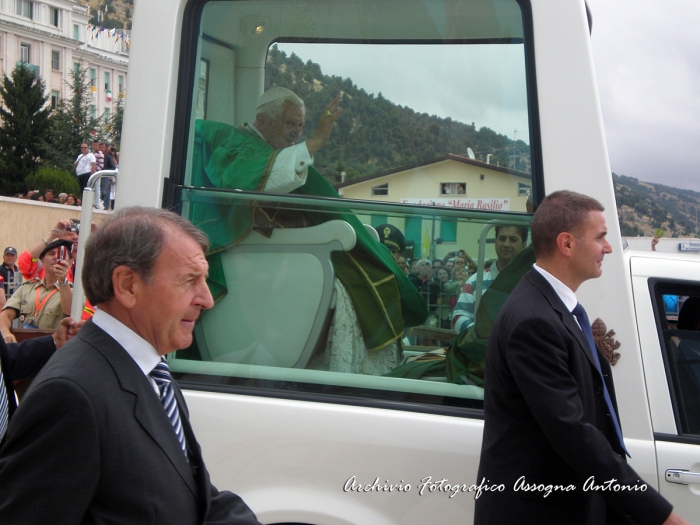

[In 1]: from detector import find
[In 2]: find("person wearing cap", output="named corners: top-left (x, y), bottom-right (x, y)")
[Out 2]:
top-left (192, 88), bottom-right (428, 363)
top-left (17, 219), bottom-right (80, 282)
top-left (376, 223), bottom-right (406, 263)
top-left (0, 240), bottom-right (74, 342)
top-left (0, 247), bottom-right (21, 298)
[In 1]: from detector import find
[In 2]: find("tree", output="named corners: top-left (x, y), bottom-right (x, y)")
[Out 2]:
top-left (108, 92), bottom-right (125, 148)
top-left (42, 67), bottom-right (100, 172)
top-left (0, 63), bottom-right (50, 195)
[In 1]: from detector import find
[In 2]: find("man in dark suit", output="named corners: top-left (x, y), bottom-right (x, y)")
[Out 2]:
top-left (0, 318), bottom-right (79, 447)
top-left (0, 207), bottom-right (261, 525)
top-left (474, 191), bottom-right (687, 525)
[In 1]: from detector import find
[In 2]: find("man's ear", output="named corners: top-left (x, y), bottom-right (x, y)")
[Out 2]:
top-left (111, 265), bottom-right (143, 309)
top-left (255, 113), bottom-right (271, 131)
top-left (555, 231), bottom-right (575, 258)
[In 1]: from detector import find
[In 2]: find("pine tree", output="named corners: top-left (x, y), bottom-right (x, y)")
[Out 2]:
top-left (108, 91), bottom-right (124, 148)
top-left (42, 67), bottom-right (100, 172)
top-left (0, 63), bottom-right (50, 195)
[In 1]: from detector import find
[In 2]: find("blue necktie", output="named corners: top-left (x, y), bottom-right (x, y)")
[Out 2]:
top-left (0, 367), bottom-right (8, 444)
top-left (150, 357), bottom-right (187, 460)
top-left (572, 303), bottom-right (629, 456)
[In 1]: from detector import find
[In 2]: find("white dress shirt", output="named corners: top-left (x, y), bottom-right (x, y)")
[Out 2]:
top-left (92, 309), bottom-right (161, 394)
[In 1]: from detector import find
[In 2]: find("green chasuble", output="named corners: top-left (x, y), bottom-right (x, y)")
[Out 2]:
top-left (191, 120), bottom-right (428, 352)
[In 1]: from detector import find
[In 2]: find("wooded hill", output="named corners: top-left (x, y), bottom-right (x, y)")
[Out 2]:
top-left (614, 173), bottom-right (700, 238)
top-left (264, 45), bottom-right (531, 184)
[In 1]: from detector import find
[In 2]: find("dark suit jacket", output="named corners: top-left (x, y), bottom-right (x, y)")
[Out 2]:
top-left (474, 269), bottom-right (672, 525)
top-left (0, 335), bottom-right (55, 433)
top-left (0, 321), bottom-right (261, 525)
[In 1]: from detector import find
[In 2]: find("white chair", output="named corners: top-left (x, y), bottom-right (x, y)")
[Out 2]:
top-left (195, 220), bottom-right (356, 368)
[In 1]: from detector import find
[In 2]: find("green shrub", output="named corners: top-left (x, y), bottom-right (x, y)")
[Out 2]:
top-left (26, 167), bottom-right (79, 196)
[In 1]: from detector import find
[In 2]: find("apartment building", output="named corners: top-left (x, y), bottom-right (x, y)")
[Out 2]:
top-left (0, 0), bottom-right (128, 119)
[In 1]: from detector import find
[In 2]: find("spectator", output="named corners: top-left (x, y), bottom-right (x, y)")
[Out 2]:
top-left (409, 259), bottom-right (441, 323)
top-left (0, 247), bottom-right (21, 298)
top-left (74, 143), bottom-right (96, 192)
top-left (92, 140), bottom-right (104, 172)
top-left (58, 193), bottom-right (68, 204)
top-left (44, 189), bottom-right (58, 203)
top-left (452, 225), bottom-right (528, 333)
top-left (66, 194), bottom-right (78, 206)
top-left (102, 142), bottom-right (117, 210)
top-left (396, 256), bottom-right (409, 275)
top-left (0, 240), bottom-right (73, 340)
top-left (17, 219), bottom-right (79, 282)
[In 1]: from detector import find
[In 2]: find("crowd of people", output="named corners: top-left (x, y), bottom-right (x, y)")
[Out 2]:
top-left (11, 141), bottom-right (118, 210)
top-left (378, 222), bottom-right (529, 333)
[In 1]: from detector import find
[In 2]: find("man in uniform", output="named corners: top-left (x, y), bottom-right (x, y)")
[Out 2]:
top-left (192, 88), bottom-right (427, 354)
top-left (0, 240), bottom-right (73, 342)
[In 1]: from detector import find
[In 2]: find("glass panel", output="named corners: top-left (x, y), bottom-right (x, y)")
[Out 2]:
top-left (173, 0), bottom-right (536, 409)
top-left (74, 24), bottom-right (79, 41)
top-left (656, 286), bottom-right (700, 436)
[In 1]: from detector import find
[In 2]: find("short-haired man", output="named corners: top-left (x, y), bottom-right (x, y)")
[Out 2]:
top-left (474, 191), bottom-right (687, 525)
top-left (452, 225), bottom-right (527, 333)
top-left (0, 207), bottom-right (261, 524)
top-left (43, 189), bottom-right (57, 203)
top-left (74, 142), bottom-right (96, 192)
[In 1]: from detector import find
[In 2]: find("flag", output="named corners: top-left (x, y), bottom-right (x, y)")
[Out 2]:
top-left (422, 222), bottom-right (431, 259)
top-left (106, 90), bottom-right (112, 102)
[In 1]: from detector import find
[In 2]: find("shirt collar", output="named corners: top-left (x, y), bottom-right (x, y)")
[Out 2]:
top-left (92, 308), bottom-right (161, 377)
top-left (533, 263), bottom-right (578, 312)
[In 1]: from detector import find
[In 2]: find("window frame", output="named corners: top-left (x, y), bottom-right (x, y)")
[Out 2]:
top-left (165, 0), bottom-right (544, 417)
top-left (650, 278), bottom-right (700, 441)
top-left (51, 50), bottom-right (60, 71)
top-left (20, 43), bottom-right (30, 63)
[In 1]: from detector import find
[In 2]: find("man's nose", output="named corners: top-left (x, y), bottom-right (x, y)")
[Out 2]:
top-left (196, 283), bottom-right (215, 310)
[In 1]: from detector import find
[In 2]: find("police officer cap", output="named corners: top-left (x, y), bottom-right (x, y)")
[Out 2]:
top-left (40, 239), bottom-right (73, 260)
top-left (376, 224), bottom-right (406, 253)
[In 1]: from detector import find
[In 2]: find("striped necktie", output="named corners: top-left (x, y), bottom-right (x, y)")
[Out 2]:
top-left (572, 303), bottom-right (629, 456)
top-left (150, 357), bottom-right (187, 459)
top-left (0, 366), bottom-right (9, 444)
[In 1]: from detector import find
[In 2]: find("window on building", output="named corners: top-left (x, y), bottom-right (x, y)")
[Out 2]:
top-left (441, 182), bottom-right (466, 195)
top-left (74, 24), bottom-right (79, 41)
top-left (89, 68), bottom-right (96, 88)
top-left (51, 90), bottom-right (59, 109)
top-left (518, 182), bottom-right (531, 196)
top-left (74, 62), bottom-right (80, 74)
top-left (50, 7), bottom-right (59, 27)
top-left (104, 72), bottom-right (110, 91)
top-left (20, 43), bottom-right (30, 64)
top-left (118, 75), bottom-right (124, 93)
top-left (51, 51), bottom-right (60, 71)
top-left (16, 0), bottom-right (33, 19)
top-left (104, 107), bottom-right (110, 121)
top-left (89, 105), bottom-right (96, 119)
top-left (372, 183), bottom-right (388, 196)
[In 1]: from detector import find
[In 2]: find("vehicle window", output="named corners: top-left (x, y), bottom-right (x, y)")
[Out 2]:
top-left (170, 0), bottom-right (538, 412)
top-left (655, 285), bottom-right (700, 436)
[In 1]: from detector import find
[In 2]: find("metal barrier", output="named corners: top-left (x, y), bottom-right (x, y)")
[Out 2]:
top-left (70, 170), bottom-right (117, 320)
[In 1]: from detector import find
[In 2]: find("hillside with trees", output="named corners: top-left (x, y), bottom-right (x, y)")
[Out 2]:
top-left (614, 173), bottom-right (700, 238)
top-left (264, 45), bottom-right (531, 184)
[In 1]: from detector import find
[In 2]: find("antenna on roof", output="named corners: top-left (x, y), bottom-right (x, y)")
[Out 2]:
top-left (467, 147), bottom-right (475, 160)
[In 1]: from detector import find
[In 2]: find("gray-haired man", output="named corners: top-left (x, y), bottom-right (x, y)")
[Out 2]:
top-left (0, 207), bottom-right (261, 525)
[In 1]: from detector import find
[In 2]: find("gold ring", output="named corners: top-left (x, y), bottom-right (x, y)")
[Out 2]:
top-left (324, 110), bottom-right (332, 117)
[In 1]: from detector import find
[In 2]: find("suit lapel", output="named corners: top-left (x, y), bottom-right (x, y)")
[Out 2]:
top-left (78, 322), bottom-right (199, 500)
top-left (525, 270), bottom-right (600, 371)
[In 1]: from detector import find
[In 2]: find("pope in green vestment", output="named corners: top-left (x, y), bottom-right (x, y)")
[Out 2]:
top-left (190, 95), bottom-right (427, 353)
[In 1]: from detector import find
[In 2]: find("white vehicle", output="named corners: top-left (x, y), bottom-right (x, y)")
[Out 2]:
top-left (116, 0), bottom-right (700, 522)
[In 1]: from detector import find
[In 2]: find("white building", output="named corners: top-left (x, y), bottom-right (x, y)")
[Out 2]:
top-left (0, 0), bottom-right (128, 120)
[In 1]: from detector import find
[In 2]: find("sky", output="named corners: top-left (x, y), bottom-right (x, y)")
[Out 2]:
top-left (586, 0), bottom-right (700, 191)
top-left (279, 1), bottom-right (700, 192)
